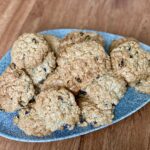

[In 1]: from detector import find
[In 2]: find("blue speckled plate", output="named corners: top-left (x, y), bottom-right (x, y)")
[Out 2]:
top-left (0, 29), bottom-right (150, 142)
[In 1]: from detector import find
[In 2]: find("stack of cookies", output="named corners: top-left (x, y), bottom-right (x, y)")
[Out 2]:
top-left (0, 31), bottom-right (149, 136)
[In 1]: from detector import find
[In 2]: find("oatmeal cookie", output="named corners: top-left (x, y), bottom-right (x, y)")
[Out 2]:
top-left (14, 88), bottom-right (80, 136)
top-left (110, 38), bottom-right (150, 84)
top-left (79, 72), bottom-right (127, 110)
top-left (11, 33), bottom-right (49, 69)
top-left (57, 41), bottom-right (111, 93)
top-left (78, 97), bottom-right (114, 127)
top-left (0, 64), bottom-right (35, 112)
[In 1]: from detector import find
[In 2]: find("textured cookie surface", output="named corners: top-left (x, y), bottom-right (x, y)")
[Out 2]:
top-left (41, 72), bottom-right (64, 91)
top-left (77, 72), bottom-right (126, 126)
top-left (110, 38), bottom-right (137, 51)
top-left (130, 76), bottom-right (150, 94)
top-left (0, 64), bottom-right (35, 112)
top-left (110, 38), bottom-right (150, 84)
top-left (57, 41), bottom-right (110, 93)
top-left (27, 52), bottom-right (56, 84)
top-left (11, 33), bottom-right (49, 69)
top-left (14, 88), bottom-right (80, 136)
top-left (78, 97), bottom-right (113, 127)
top-left (80, 72), bottom-right (127, 110)
top-left (59, 32), bottom-right (104, 51)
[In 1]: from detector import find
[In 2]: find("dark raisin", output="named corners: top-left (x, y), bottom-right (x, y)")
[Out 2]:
top-left (79, 115), bottom-right (86, 123)
top-left (78, 90), bottom-right (87, 95)
top-left (128, 46), bottom-right (131, 51)
top-left (10, 63), bottom-right (16, 69)
top-left (58, 96), bottom-right (63, 101)
top-left (64, 124), bottom-right (71, 129)
top-left (130, 55), bottom-right (133, 58)
top-left (75, 77), bottom-right (82, 83)
top-left (0, 109), bottom-right (4, 112)
top-left (25, 111), bottom-right (30, 115)
top-left (18, 101), bottom-right (25, 107)
top-left (80, 32), bottom-right (84, 36)
top-left (93, 121), bottom-right (97, 125)
top-left (85, 35), bottom-right (91, 41)
top-left (94, 56), bottom-right (99, 61)
top-left (29, 98), bottom-right (35, 103)
top-left (119, 59), bottom-right (124, 67)
top-left (39, 79), bottom-right (44, 84)
top-left (32, 38), bottom-right (38, 44)
top-left (136, 81), bottom-right (141, 85)
top-left (112, 103), bottom-right (116, 107)
top-left (96, 75), bottom-right (100, 79)
top-left (35, 86), bottom-right (41, 95)
top-left (43, 68), bottom-right (47, 72)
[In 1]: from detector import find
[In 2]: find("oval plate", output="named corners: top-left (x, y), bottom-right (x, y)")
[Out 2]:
top-left (0, 29), bottom-right (150, 142)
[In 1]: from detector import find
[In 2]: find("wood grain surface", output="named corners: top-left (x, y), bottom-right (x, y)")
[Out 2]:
top-left (0, 0), bottom-right (150, 150)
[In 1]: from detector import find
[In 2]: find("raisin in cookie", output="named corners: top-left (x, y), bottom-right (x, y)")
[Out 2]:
top-left (130, 76), bottom-right (150, 94)
top-left (11, 33), bottom-right (49, 69)
top-left (11, 33), bottom-right (57, 85)
top-left (79, 72), bottom-right (127, 110)
top-left (14, 88), bottom-right (80, 136)
top-left (78, 97), bottom-right (114, 127)
top-left (44, 35), bottom-right (60, 56)
top-left (57, 41), bottom-right (111, 93)
top-left (59, 31), bottom-right (104, 52)
top-left (0, 64), bottom-right (35, 112)
top-left (110, 38), bottom-right (150, 84)
top-left (27, 52), bottom-right (56, 84)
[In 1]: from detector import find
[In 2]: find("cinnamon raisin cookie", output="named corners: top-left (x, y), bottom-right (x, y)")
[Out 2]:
top-left (0, 64), bottom-right (35, 112)
top-left (14, 88), bottom-right (80, 136)
top-left (110, 38), bottom-right (150, 84)
top-left (57, 41), bottom-right (111, 93)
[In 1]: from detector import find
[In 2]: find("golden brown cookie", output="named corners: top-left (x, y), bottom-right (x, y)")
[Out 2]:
top-left (57, 41), bottom-right (111, 93)
top-left (0, 64), bottom-right (35, 112)
top-left (79, 72), bottom-right (127, 110)
top-left (78, 97), bottom-right (113, 127)
top-left (11, 33), bottom-right (49, 69)
top-left (110, 38), bottom-right (150, 84)
top-left (14, 88), bottom-right (80, 136)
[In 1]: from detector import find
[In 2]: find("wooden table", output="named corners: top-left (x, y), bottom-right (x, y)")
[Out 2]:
top-left (0, 0), bottom-right (150, 150)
